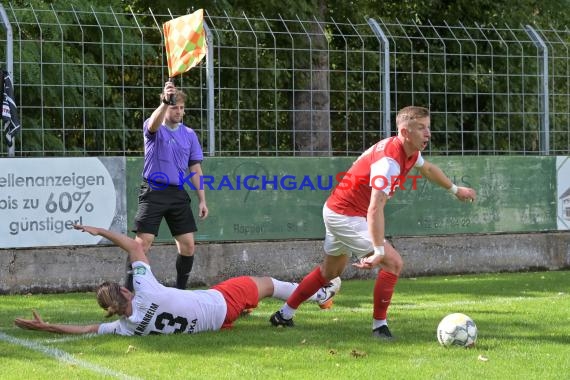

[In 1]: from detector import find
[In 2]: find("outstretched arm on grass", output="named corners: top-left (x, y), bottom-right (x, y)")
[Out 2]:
top-left (73, 224), bottom-right (148, 265)
top-left (14, 310), bottom-right (99, 334)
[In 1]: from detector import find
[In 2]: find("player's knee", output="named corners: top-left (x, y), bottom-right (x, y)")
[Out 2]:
top-left (179, 247), bottom-right (195, 256)
top-left (320, 265), bottom-right (343, 280)
top-left (176, 238), bottom-right (196, 255)
top-left (394, 257), bottom-right (404, 274)
top-left (383, 251), bottom-right (403, 274)
top-left (321, 255), bottom-right (347, 279)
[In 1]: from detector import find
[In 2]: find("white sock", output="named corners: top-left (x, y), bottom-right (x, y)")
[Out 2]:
top-left (373, 319), bottom-right (387, 330)
top-left (280, 304), bottom-right (296, 320)
top-left (271, 278), bottom-right (297, 300)
top-left (271, 278), bottom-right (322, 302)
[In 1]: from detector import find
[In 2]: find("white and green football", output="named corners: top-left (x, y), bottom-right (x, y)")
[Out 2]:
top-left (437, 313), bottom-right (477, 348)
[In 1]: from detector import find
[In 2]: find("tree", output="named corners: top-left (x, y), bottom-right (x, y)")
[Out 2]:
top-left (4, 0), bottom-right (568, 156)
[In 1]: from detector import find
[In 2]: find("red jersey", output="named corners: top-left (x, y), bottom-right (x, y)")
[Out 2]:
top-left (326, 136), bottom-right (421, 217)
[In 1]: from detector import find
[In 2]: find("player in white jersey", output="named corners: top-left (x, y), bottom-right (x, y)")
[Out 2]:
top-left (14, 224), bottom-right (341, 336)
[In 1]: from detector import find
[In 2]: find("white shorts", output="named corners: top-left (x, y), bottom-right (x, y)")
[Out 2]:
top-left (322, 204), bottom-right (375, 258)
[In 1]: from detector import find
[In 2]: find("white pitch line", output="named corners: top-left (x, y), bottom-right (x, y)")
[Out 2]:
top-left (41, 333), bottom-right (98, 344)
top-left (0, 332), bottom-right (141, 380)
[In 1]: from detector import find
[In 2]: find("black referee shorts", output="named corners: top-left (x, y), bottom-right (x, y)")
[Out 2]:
top-left (132, 181), bottom-right (197, 236)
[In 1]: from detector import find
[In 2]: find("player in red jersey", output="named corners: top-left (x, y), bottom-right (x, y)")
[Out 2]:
top-left (269, 106), bottom-right (477, 339)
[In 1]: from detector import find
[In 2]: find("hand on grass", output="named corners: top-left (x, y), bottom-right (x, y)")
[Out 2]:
top-left (14, 310), bottom-right (47, 331)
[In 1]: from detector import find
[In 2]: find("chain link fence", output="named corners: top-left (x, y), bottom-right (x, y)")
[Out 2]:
top-left (0, 4), bottom-right (568, 157)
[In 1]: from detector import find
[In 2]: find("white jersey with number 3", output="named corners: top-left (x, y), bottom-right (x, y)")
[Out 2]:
top-left (98, 261), bottom-right (226, 336)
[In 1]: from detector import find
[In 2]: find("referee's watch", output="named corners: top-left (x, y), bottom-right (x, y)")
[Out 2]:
top-left (161, 96), bottom-right (170, 105)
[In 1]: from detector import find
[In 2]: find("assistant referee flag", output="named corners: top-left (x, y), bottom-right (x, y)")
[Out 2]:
top-left (163, 9), bottom-right (207, 78)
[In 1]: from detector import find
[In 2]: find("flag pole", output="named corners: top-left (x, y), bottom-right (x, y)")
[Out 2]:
top-left (167, 77), bottom-right (176, 104)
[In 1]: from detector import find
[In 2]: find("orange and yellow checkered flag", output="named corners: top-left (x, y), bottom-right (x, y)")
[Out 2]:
top-left (163, 9), bottom-right (207, 78)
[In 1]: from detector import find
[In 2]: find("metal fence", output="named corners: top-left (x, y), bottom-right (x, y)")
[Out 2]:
top-left (0, 4), bottom-right (568, 157)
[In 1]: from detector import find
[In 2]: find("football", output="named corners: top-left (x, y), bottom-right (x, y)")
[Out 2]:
top-left (436, 313), bottom-right (477, 348)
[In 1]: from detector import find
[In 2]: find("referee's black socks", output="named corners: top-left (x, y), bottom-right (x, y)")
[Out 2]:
top-left (176, 254), bottom-right (194, 290)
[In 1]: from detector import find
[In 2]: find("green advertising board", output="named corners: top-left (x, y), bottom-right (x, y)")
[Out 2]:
top-left (387, 156), bottom-right (557, 235)
top-left (126, 156), bottom-right (557, 242)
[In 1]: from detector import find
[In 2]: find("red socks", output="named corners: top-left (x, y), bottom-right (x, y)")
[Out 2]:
top-left (373, 270), bottom-right (399, 320)
top-left (285, 266), bottom-right (398, 318)
top-left (287, 266), bottom-right (328, 309)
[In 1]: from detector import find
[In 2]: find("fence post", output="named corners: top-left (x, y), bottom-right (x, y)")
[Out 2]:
top-left (367, 18), bottom-right (391, 139)
top-left (0, 4), bottom-right (14, 157)
top-left (204, 22), bottom-right (215, 156)
top-left (525, 25), bottom-right (550, 155)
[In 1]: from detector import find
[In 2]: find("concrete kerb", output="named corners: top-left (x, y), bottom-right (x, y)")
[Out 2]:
top-left (0, 231), bottom-right (569, 294)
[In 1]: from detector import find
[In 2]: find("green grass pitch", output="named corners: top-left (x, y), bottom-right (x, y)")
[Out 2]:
top-left (1, 270), bottom-right (569, 379)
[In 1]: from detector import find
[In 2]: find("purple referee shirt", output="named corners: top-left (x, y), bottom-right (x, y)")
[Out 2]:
top-left (142, 120), bottom-right (204, 186)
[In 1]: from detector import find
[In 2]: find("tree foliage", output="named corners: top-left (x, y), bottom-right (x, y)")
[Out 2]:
top-left (2, 0), bottom-right (568, 156)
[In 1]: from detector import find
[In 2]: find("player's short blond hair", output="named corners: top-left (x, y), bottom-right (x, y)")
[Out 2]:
top-left (396, 106), bottom-right (430, 129)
